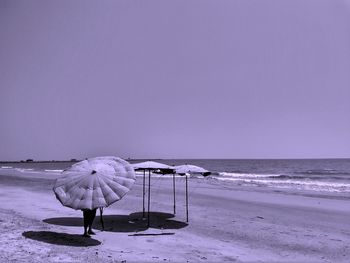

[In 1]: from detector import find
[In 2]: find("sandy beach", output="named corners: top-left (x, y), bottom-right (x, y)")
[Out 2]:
top-left (1, 169), bottom-right (350, 263)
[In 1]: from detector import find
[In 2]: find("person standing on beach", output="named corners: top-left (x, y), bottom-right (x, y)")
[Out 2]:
top-left (82, 208), bottom-right (97, 237)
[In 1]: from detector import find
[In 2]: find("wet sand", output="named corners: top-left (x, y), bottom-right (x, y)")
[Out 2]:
top-left (1, 170), bottom-right (350, 262)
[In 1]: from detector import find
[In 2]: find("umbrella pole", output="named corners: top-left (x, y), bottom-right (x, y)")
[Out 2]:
top-left (143, 170), bottom-right (145, 218)
top-left (147, 169), bottom-right (151, 228)
top-left (186, 174), bottom-right (189, 222)
top-left (173, 172), bottom-right (176, 215)
top-left (100, 208), bottom-right (104, 231)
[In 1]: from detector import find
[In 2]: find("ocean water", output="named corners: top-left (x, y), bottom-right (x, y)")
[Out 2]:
top-left (154, 159), bottom-right (350, 193)
top-left (1, 159), bottom-right (350, 193)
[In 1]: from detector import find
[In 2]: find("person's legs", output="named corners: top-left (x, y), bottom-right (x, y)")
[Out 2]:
top-left (83, 210), bottom-right (90, 237)
top-left (88, 209), bottom-right (97, 235)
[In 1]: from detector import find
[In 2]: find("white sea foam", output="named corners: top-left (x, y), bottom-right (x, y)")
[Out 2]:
top-left (220, 172), bottom-right (277, 178)
top-left (15, 168), bottom-right (40, 173)
top-left (44, 169), bottom-right (64, 172)
top-left (1, 166), bottom-right (13, 169)
top-left (214, 176), bottom-right (350, 193)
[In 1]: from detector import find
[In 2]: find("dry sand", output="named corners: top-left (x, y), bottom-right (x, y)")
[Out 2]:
top-left (1, 170), bottom-right (350, 262)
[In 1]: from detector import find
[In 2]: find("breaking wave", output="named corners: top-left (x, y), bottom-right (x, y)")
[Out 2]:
top-left (216, 172), bottom-right (350, 192)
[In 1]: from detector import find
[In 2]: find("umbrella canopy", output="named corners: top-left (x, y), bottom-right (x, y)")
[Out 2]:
top-left (53, 156), bottom-right (136, 210)
top-left (174, 164), bottom-right (210, 175)
top-left (132, 161), bottom-right (174, 171)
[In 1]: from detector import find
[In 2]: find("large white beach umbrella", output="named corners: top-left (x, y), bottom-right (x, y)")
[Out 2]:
top-left (53, 156), bottom-right (136, 210)
top-left (132, 161), bottom-right (175, 227)
top-left (174, 164), bottom-right (211, 222)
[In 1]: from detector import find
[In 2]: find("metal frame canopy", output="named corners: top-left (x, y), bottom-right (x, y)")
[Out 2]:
top-left (132, 161), bottom-right (211, 226)
top-left (174, 164), bottom-right (211, 222)
top-left (132, 161), bottom-right (175, 227)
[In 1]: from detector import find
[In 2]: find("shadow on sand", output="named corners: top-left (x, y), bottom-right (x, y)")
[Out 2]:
top-left (43, 212), bottom-right (188, 232)
top-left (22, 231), bottom-right (101, 246)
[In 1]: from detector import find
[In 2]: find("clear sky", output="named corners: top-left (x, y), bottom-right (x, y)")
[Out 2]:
top-left (1, 0), bottom-right (350, 161)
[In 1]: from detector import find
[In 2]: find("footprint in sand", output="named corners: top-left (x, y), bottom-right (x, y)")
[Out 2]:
top-left (304, 234), bottom-right (315, 237)
top-left (330, 238), bottom-right (342, 242)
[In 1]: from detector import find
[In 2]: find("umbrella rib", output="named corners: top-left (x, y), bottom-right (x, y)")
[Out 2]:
top-left (106, 176), bottom-right (129, 194)
top-left (64, 175), bottom-right (92, 209)
top-left (78, 175), bottom-right (95, 209)
top-left (58, 173), bottom-right (89, 194)
top-left (54, 171), bottom-right (87, 188)
top-left (113, 176), bottom-right (135, 188)
top-left (102, 173), bottom-right (134, 188)
top-left (96, 175), bottom-right (121, 206)
top-left (92, 174), bottom-right (104, 208)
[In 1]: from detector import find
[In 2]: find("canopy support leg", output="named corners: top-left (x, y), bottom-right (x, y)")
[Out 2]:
top-left (147, 169), bottom-right (151, 228)
top-left (143, 170), bottom-right (146, 218)
top-left (173, 172), bottom-right (176, 215)
top-left (186, 175), bottom-right (189, 222)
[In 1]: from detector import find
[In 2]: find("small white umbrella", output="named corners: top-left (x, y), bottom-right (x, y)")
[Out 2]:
top-left (132, 161), bottom-right (173, 170)
top-left (53, 156), bottom-right (136, 228)
top-left (174, 164), bottom-right (211, 222)
top-left (174, 164), bottom-right (210, 175)
top-left (132, 161), bottom-right (175, 227)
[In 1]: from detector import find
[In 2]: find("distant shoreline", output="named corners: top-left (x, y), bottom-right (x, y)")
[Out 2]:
top-left (0, 160), bottom-right (81, 164)
top-left (1, 157), bottom-right (349, 163)
top-left (0, 158), bottom-right (164, 164)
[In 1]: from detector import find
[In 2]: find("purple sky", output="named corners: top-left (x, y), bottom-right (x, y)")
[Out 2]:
top-left (1, 0), bottom-right (350, 160)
